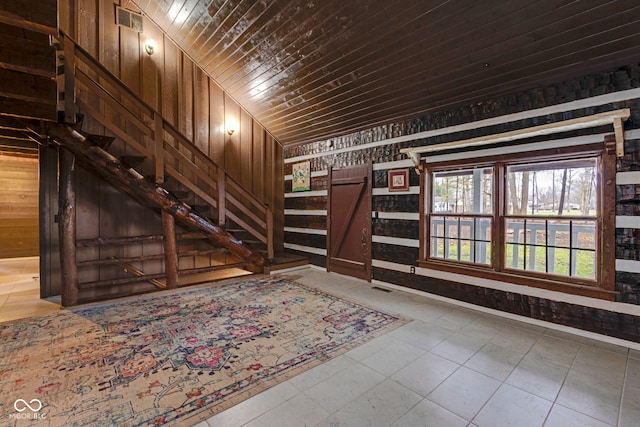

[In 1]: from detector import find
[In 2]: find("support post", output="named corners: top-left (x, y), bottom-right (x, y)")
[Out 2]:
top-left (58, 147), bottom-right (78, 306)
top-left (154, 113), bottom-right (164, 183)
top-left (162, 210), bottom-right (178, 289)
top-left (218, 167), bottom-right (226, 226)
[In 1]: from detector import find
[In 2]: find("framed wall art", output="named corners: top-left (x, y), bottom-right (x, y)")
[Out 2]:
top-left (388, 169), bottom-right (409, 192)
top-left (292, 161), bottom-right (311, 192)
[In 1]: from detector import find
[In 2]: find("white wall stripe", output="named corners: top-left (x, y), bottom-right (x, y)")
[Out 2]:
top-left (372, 186), bottom-right (420, 196)
top-left (374, 211), bottom-right (420, 220)
top-left (372, 159), bottom-right (415, 170)
top-left (284, 227), bottom-right (327, 235)
top-left (370, 279), bottom-right (640, 351)
top-left (617, 171), bottom-right (640, 185)
top-left (284, 190), bottom-right (327, 198)
top-left (285, 209), bottom-right (327, 216)
top-left (284, 170), bottom-right (328, 181)
top-left (285, 88), bottom-right (640, 164)
top-left (616, 216), bottom-right (640, 229)
top-left (616, 259), bottom-right (640, 274)
top-left (284, 243), bottom-right (327, 256)
top-left (371, 259), bottom-right (640, 316)
top-left (372, 235), bottom-right (419, 247)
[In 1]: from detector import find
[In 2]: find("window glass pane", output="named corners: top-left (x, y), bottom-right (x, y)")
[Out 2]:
top-left (430, 216), bottom-right (490, 265)
top-left (505, 217), bottom-right (596, 280)
top-left (506, 158), bottom-right (597, 217)
top-left (432, 168), bottom-right (493, 214)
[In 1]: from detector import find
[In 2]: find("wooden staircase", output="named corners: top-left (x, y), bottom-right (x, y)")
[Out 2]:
top-left (39, 33), bottom-right (306, 305)
top-left (0, 13), bottom-right (306, 305)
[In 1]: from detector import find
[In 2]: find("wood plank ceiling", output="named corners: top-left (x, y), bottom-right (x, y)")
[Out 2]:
top-left (131, 1), bottom-right (640, 145)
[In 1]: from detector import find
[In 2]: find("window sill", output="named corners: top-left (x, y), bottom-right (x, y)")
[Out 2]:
top-left (417, 260), bottom-right (618, 301)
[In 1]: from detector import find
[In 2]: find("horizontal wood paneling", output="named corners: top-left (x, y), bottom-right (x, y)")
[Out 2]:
top-left (0, 154), bottom-right (38, 258)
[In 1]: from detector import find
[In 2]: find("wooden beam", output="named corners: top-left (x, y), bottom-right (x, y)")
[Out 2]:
top-left (58, 147), bottom-right (78, 306)
top-left (162, 211), bottom-right (178, 289)
top-left (0, 0), bottom-right (57, 35)
top-left (400, 109), bottom-right (632, 165)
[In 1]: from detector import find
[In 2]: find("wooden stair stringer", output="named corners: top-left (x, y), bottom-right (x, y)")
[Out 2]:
top-left (46, 122), bottom-right (265, 269)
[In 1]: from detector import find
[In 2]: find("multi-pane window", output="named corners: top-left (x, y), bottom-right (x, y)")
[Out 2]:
top-left (426, 155), bottom-right (602, 285)
top-left (504, 158), bottom-right (597, 280)
top-left (430, 168), bottom-right (493, 265)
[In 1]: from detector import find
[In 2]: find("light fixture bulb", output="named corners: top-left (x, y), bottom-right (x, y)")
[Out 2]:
top-left (144, 38), bottom-right (156, 55)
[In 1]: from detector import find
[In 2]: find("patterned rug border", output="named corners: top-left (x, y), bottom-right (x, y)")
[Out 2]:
top-left (1, 275), bottom-right (411, 426)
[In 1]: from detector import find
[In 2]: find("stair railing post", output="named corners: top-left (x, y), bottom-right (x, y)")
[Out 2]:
top-left (162, 211), bottom-right (178, 289)
top-left (59, 147), bottom-right (79, 306)
top-left (267, 207), bottom-right (274, 260)
top-left (218, 168), bottom-right (226, 226)
top-left (154, 112), bottom-right (164, 184)
top-left (62, 34), bottom-right (78, 124)
top-left (154, 73), bottom-right (164, 184)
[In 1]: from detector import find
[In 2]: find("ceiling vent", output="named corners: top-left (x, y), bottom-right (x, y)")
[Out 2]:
top-left (115, 6), bottom-right (143, 32)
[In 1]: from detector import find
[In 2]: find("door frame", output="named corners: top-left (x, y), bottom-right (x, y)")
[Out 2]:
top-left (326, 162), bottom-right (372, 281)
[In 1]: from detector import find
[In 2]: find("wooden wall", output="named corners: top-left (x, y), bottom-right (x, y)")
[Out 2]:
top-left (0, 153), bottom-right (39, 259)
top-left (284, 62), bottom-right (640, 343)
top-left (40, 0), bottom-right (283, 297)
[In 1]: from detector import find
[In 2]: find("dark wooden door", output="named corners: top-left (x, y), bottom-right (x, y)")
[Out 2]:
top-left (327, 163), bottom-right (372, 281)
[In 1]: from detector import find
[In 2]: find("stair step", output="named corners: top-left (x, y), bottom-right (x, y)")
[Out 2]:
top-left (85, 134), bottom-right (115, 149)
top-left (121, 155), bottom-right (146, 168)
top-left (191, 204), bottom-right (211, 213)
top-left (171, 190), bottom-right (191, 200)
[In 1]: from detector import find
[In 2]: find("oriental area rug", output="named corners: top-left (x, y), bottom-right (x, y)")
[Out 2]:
top-left (0, 276), bottom-right (405, 426)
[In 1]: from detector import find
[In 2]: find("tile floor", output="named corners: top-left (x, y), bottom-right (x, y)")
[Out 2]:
top-left (2, 260), bottom-right (639, 426)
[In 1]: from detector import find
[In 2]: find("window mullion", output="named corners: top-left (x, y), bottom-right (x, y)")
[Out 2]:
top-left (495, 164), bottom-right (504, 272)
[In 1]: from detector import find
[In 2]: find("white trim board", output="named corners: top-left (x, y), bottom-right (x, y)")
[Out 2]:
top-left (285, 88), bottom-right (640, 164)
top-left (370, 279), bottom-right (640, 352)
top-left (616, 216), bottom-right (640, 229)
top-left (284, 209), bottom-right (327, 216)
top-left (284, 243), bottom-right (327, 256)
top-left (284, 227), bottom-right (327, 235)
top-left (372, 235), bottom-right (419, 248)
top-left (285, 190), bottom-right (327, 198)
top-left (371, 259), bottom-right (640, 317)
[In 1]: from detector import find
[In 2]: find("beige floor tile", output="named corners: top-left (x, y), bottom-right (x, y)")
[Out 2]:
top-left (431, 332), bottom-right (488, 365)
top-left (391, 398), bottom-right (468, 427)
top-left (360, 338), bottom-right (425, 377)
top-left (544, 404), bottom-right (613, 427)
top-left (506, 354), bottom-right (569, 401)
top-left (428, 366), bottom-right (501, 421)
top-left (556, 368), bottom-right (623, 425)
top-left (464, 342), bottom-right (525, 381)
top-left (244, 393), bottom-right (329, 427)
top-left (322, 379), bottom-right (422, 427)
top-left (473, 383), bottom-right (552, 427)
top-left (390, 352), bottom-right (459, 397)
top-left (304, 362), bottom-right (386, 413)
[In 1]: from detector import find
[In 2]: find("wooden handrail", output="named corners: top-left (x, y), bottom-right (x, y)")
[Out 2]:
top-left (62, 33), bottom-right (274, 260)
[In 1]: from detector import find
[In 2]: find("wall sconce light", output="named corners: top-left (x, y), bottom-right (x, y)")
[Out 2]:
top-left (225, 119), bottom-right (237, 136)
top-left (144, 38), bottom-right (157, 55)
